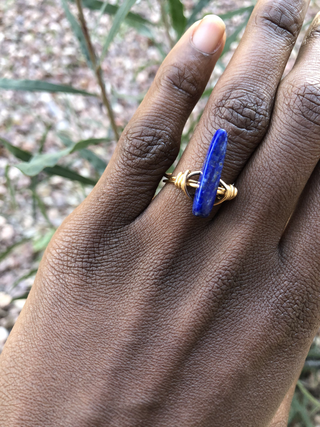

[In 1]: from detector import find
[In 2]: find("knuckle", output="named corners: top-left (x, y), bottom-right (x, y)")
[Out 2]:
top-left (117, 61), bottom-right (204, 174)
top-left (275, 287), bottom-right (318, 342)
top-left (44, 223), bottom-right (125, 284)
top-left (257, 0), bottom-right (303, 41)
top-left (212, 87), bottom-right (270, 142)
top-left (157, 62), bottom-right (203, 102)
top-left (282, 80), bottom-right (320, 130)
top-left (121, 121), bottom-right (179, 173)
top-left (268, 264), bottom-right (320, 343)
top-left (199, 86), bottom-right (271, 173)
top-left (46, 229), bottom-right (103, 275)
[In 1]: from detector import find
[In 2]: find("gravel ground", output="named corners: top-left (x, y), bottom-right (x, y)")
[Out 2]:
top-left (0, 0), bottom-right (167, 324)
top-left (1, 1), bottom-right (320, 423)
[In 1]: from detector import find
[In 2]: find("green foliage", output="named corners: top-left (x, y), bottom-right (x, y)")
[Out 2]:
top-left (297, 380), bottom-right (320, 413)
top-left (16, 137), bottom-right (109, 176)
top-left (100, 0), bottom-right (139, 64)
top-left (80, 0), bottom-right (156, 40)
top-left (222, 7), bottom-right (253, 56)
top-left (187, 0), bottom-right (212, 26)
top-left (11, 269), bottom-right (38, 291)
top-left (61, 0), bottom-right (93, 67)
top-left (290, 393), bottom-right (314, 427)
top-left (58, 134), bottom-right (108, 176)
top-left (0, 137), bottom-right (97, 185)
top-left (0, 238), bottom-right (29, 263)
top-left (5, 165), bottom-right (17, 208)
top-left (289, 381), bottom-right (320, 427)
top-left (74, 0), bottom-right (152, 26)
top-left (0, 79), bottom-right (96, 96)
top-left (219, 5), bottom-right (255, 21)
top-left (32, 229), bottom-right (56, 252)
top-left (168, 0), bottom-right (187, 39)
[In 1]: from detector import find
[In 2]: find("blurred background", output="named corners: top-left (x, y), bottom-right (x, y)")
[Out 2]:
top-left (1, 0), bottom-right (320, 424)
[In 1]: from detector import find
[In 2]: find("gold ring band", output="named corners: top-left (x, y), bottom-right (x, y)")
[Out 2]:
top-left (163, 170), bottom-right (238, 206)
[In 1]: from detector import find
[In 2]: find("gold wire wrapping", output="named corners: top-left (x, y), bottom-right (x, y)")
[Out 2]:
top-left (163, 172), bottom-right (237, 206)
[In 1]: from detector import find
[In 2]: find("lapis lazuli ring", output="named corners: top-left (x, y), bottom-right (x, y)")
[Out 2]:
top-left (163, 129), bottom-right (238, 218)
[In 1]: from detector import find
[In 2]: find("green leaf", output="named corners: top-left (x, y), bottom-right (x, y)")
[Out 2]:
top-left (61, 0), bottom-right (93, 67)
top-left (0, 79), bottom-right (96, 96)
top-left (71, 0), bottom-right (161, 53)
top-left (0, 238), bottom-right (29, 262)
top-left (188, 4), bottom-right (254, 27)
top-left (12, 291), bottom-right (31, 301)
top-left (11, 268), bottom-right (38, 290)
top-left (16, 137), bottom-right (109, 176)
top-left (307, 344), bottom-right (320, 360)
top-left (1, 137), bottom-right (97, 186)
top-left (59, 133), bottom-right (109, 152)
top-left (33, 229), bottom-right (56, 252)
top-left (5, 165), bottom-right (17, 209)
top-left (79, 149), bottom-right (106, 175)
top-left (288, 394), bottom-right (298, 424)
top-left (32, 190), bottom-right (54, 227)
top-left (97, 0), bottom-right (112, 24)
top-left (188, 0), bottom-right (210, 26)
top-left (289, 393), bottom-right (314, 426)
top-left (38, 124), bottom-right (53, 154)
top-left (289, 384), bottom-right (320, 426)
top-left (0, 137), bottom-right (31, 161)
top-left (70, 137), bottom-right (110, 152)
top-left (100, 0), bottom-right (138, 64)
top-left (95, 0), bottom-right (154, 39)
top-left (222, 9), bottom-right (253, 56)
top-left (297, 381), bottom-right (320, 412)
top-left (121, 15), bottom-right (154, 38)
top-left (74, 0), bottom-right (151, 25)
top-left (219, 6), bottom-right (254, 22)
top-left (17, 148), bottom-right (72, 176)
top-left (58, 134), bottom-right (107, 175)
top-left (202, 87), bottom-right (213, 98)
top-left (303, 18), bottom-right (313, 30)
top-left (44, 165), bottom-right (97, 185)
top-left (168, 0), bottom-right (186, 39)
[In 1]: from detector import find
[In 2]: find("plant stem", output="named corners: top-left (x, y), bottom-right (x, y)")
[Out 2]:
top-left (75, 0), bottom-right (120, 141)
top-left (297, 381), bottom-right (320, 412)
top-left (158, 0), bottom-right (174, 49)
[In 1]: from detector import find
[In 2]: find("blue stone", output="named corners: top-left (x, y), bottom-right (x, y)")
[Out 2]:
top-left (192, 129), bottom-right (228, 218)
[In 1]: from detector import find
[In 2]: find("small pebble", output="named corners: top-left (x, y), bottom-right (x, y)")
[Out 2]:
top-left (0, 293), bottom-right (12, 309)
top-left (0, 327), bottom-right (9, 345)
top-left (13, 299), bottom-right (27, 311)
top-left (0, 313), bottom-right (17, 330)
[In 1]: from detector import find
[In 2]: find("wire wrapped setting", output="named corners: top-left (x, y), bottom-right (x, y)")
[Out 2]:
top-left (163, 171), bottom-right (237, 206)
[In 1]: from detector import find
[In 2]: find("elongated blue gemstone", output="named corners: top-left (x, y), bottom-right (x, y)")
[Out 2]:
top-left (192, 129), bottom-right (228, 218)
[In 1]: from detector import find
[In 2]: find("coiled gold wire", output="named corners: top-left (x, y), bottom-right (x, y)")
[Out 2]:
top-left (163, 171), bottom-right (237, 205)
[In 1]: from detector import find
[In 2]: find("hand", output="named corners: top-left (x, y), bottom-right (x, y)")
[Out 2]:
top-left (1, 0), bottom-right (320, 425)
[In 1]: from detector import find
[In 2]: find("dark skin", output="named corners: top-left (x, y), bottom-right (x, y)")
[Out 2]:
top-left (1, 0), bottom-right (320, 425)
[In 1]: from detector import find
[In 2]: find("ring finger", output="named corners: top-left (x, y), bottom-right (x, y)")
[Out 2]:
top-left (232, 13), bottom-right (320, 245)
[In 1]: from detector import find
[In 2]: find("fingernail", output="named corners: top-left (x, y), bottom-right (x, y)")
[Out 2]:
top-left (192, 15), bottom-right (226, 54)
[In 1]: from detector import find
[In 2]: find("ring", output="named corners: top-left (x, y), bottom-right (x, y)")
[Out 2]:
top-left (163, 129), bottom-right (238, 218)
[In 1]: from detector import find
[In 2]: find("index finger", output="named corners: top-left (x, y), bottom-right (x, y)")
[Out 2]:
top-left (86, 16), bottom-right (226, 224)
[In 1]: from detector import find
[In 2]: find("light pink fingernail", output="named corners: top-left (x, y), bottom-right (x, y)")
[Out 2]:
top-left (192, 15), bottom-right (226, 54)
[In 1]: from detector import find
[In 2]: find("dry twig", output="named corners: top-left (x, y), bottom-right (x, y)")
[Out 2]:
top-left (75, 0), bottom-right (120, 141)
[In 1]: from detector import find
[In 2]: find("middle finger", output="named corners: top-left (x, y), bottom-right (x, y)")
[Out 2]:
top-left (155, 0), bottom-right (309, 220)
